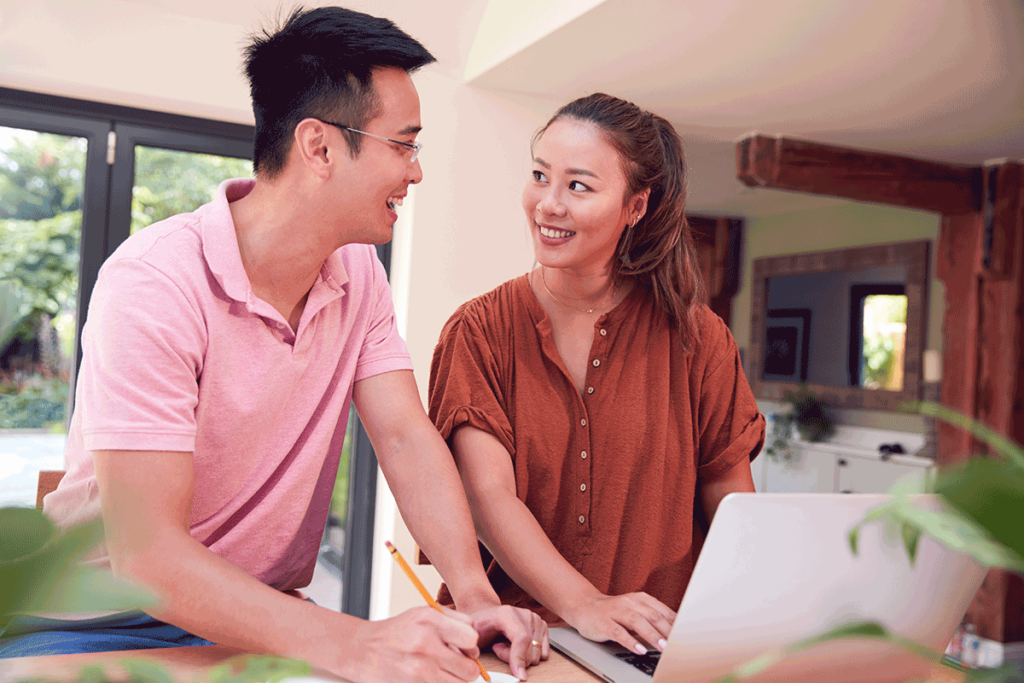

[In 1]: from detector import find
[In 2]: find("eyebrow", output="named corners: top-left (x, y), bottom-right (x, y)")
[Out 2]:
top-left (397, 125), bottom-right (422, 137)
top-left (533, 156), bottom-right (601, 179)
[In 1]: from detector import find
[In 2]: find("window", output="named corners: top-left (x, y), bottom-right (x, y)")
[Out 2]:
top-left (0, 88), bottom-right (380, 617)
top-left (848, 284), bottom-right (907, 391)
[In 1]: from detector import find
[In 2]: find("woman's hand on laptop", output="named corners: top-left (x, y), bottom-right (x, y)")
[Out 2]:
top-left (566, 592), bottom-right (676, 655)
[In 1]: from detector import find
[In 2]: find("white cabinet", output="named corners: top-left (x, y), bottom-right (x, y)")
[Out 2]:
top-left (836, 454), bottom-right (930, 493)
top-left (755, 429), bottom-right (934, 495)
top-left (763, 446), bottom-right (835, 493)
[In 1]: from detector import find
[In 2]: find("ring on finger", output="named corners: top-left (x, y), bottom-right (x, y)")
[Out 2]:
top-left (530, 640), bottom-right (542, 649)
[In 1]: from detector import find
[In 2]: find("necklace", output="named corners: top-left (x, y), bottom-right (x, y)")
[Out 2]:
top-left (540, 267), bottom-right (620, 314)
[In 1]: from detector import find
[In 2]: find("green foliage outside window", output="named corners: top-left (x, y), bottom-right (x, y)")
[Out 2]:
top-left (131, 147), bottom-right (252, 233)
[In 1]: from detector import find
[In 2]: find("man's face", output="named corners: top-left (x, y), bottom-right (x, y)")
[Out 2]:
top-left (330, 67), bottom-right (423, 245)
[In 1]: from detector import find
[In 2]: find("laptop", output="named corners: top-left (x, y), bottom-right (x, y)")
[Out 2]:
top-left (549, 493), bottom-right (987, 683)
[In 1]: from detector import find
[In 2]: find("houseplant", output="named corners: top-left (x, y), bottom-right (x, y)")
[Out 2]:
top-left (764, 384), bottom-right (836, 463)
top-left (1, 508), bottom-right (310, 682)
top-left (721, 401), bottom-right (1024, 682)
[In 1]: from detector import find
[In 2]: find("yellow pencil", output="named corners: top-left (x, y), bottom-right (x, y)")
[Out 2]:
top-left (385, 540), bottom-right (490, 682)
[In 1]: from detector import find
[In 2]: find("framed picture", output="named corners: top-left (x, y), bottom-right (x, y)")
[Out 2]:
top-left (763, 308), bottom-right (810, 382)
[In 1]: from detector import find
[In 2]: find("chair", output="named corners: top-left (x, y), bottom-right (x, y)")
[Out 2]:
top-left (36, 470), bottom-right (65, 509)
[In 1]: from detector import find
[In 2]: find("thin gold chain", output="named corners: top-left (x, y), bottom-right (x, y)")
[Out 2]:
top-left (540, 267), bottom-right (620, 314)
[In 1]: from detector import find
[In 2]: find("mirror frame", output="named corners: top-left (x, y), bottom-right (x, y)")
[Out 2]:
top-left (749, 240), bottom-right (930, 411)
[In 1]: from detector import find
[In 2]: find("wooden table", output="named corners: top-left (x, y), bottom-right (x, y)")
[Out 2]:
top-left (2, 647), bottom-right (595, 682)
top-left (2, 644), bottom-right (967, 683)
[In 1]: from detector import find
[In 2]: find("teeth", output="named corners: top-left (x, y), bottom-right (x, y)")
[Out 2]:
top-left (540, 226), bottom-right (575, 239)
top-left (388, 196), bottom-right (404, 207)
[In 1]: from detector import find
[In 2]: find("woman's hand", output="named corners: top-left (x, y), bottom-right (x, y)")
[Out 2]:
top-left (565, 592), bottom-right (676, 655)
top-left (467, 604), bottom-right (549, 680)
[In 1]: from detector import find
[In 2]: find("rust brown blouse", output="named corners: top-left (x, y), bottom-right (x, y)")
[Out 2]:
top-left (428, 275), bottom-right (765, 622)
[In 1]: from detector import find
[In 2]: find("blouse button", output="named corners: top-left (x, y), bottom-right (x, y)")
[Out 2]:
top-left (581, 450), bottom-right (587, 459)
top-left (580, 483), bottom-right (587, 492)
top-left (587, 386), bottom-right (594, 394)
top-left (599, 329), bottom-right (607, 336)
top-left (579, 515), bottom-right (586, 524)
top-left (592, 359), bottom-right (601, 367)
top-left (581, 418), bottom-right (587, 427)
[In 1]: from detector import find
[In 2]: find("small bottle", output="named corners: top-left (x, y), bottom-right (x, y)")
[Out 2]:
top-left (946, 623), bottom-right (964, 662)
top-left (961, 624), bottom-right (980, 668)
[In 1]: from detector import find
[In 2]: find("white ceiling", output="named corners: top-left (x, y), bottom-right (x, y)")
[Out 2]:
top-left (465, 0), bottom-right (1024, 215)
top-left (10, 0), bottom-right (1021, 217)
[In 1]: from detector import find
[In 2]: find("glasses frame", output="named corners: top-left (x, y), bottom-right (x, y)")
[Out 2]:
top-left (315, 119), bottom-right (422, 162)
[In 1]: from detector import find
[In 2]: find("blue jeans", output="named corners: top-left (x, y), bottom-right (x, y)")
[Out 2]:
top-left (0, 611), bottom-right (215, 658)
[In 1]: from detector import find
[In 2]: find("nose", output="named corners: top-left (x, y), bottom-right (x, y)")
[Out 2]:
top-left (408, 157), bottom-right (423, 185)
top-left (537, 184), bottom-right (565, 217)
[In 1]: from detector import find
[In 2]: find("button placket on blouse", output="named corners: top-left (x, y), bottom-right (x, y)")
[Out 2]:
top-left (576, 323), bottom-right (607, 530)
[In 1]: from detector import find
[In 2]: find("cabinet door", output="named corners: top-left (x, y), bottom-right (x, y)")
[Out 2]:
top-left (836, 457), bottom-right (929, 493)
top-left (763, 445), bottom-right (835, 493)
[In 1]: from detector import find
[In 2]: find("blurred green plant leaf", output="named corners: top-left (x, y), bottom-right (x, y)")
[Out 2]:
top-left (848, 497), bottom-right (1024, 573)
top-left (206, 655), bottom-right (311, 683)
top-left (120, 659), bottom-right (178, 683)
top-left (913, 402), bottom-right (1024, 470)
top-left (716, 620), bottom-right (1022, 683)
top-left (715, 621), bottom-right (936, 683)
top-left (1, 507), bottom-right (156, 625)
top-left (933, 459), bottom-right (1024, 564)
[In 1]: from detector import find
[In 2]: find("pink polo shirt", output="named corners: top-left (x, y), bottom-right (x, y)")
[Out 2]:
top-left (45, 178), bottom-right (413, 591)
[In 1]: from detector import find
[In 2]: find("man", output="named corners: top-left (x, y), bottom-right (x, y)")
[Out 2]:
top-left (0, 7), bottom-right (547, 681)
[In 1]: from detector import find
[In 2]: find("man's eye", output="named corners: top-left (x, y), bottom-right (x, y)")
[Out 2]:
top-left (532, 170), bottom-right (547, 182)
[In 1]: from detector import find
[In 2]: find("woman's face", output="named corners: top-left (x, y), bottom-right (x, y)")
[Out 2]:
top-left (522, 118), bottom-right (645, 275)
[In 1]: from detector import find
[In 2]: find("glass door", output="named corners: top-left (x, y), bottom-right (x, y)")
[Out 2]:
top-left (0, 108), bottom-right (109, 506)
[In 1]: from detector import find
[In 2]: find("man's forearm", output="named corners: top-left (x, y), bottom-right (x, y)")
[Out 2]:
top-left (377, 426), bottom-right (500, 611)
top-left (113, 527), bottom-right (360, 674)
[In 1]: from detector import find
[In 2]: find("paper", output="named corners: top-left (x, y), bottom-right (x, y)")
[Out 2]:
top-left (473, 672), bottom-right (519, 683)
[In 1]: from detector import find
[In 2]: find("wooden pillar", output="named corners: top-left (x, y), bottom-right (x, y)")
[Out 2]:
top-left (688, 214), bottom-right (743, 326)
top-left (958, 161), bottom-right (1024, 642)
top-left (736, 133), bottom-right (1024, 644)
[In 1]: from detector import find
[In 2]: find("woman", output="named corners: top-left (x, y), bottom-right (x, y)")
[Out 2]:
top-left (428, 93), bottom-right (765, 656)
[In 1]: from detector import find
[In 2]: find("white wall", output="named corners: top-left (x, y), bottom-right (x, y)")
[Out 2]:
top-left (376, 71), bottom-right (561, 616)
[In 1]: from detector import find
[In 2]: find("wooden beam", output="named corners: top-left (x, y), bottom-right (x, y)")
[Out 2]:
top-left (982, 160), bottom-right (1024, 280)
top-left (736, 133), bottom-right (983, 216)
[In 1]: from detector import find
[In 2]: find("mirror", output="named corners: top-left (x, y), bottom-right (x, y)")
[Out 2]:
top-left (749, 240), bottom-right (929, 411)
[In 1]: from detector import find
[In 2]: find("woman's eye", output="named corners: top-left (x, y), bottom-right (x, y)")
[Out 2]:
top-left (569, 180), bottom-right (590, 192)
top-left (532, 170), bottom-right (547, 182)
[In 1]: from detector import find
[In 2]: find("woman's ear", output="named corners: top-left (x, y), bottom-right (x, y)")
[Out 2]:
top-left (630, 187), bottom-right (651, 224)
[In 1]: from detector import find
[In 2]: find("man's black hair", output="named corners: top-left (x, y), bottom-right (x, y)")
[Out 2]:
top-left (243, 5), bottom-right (436, 178)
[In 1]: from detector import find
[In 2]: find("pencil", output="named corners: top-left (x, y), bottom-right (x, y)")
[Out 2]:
top-left (385, 540), bottom-right (490, 682)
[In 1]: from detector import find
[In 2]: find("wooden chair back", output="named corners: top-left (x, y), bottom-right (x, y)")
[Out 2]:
top-left (36, 470), bottom-right (66, 509)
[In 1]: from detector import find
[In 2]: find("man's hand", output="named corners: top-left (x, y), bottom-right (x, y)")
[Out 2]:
top-left (340, 606), bottom-right (482, 683)
top-left (467, 604), bottom-right (549, 680)
top-left (566, 592), bottom-right (676, 655)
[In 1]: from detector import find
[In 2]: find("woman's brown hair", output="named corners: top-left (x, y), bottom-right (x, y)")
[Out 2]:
top-left (534, 93), bottom-right (707, 350)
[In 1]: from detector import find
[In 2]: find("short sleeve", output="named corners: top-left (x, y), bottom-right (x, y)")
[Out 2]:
top-left (79, 258), bottom-right (205, 453)
top-left (695, 310), bottom-right (766, 480)
top-left (428, 303), bottom-right (516, 459)
top-left (353, 247), bottom-right (412, 382)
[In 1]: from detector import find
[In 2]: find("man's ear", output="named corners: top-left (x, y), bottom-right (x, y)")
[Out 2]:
top-left (292, 118), bottom-right (332, 179)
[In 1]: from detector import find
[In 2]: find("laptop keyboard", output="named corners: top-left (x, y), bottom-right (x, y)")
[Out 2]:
top-left (614, 651), bottom-right (661, 676)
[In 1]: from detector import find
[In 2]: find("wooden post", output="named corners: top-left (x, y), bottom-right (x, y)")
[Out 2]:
top-left (688, 214), bottom-right (743, 326)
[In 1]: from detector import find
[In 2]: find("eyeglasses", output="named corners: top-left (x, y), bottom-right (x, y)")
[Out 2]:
top-left (317, 119), bottom-right (422, 162)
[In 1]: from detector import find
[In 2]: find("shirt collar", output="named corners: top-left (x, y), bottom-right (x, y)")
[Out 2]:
top-left (201, 178), bottom-right (349, 307)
